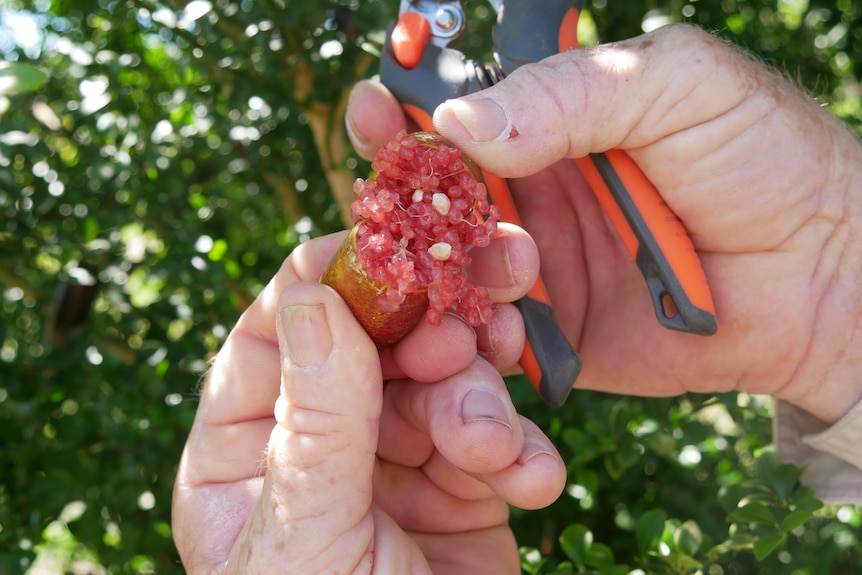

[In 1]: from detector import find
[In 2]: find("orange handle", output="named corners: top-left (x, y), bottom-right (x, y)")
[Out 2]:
top-left (577, 151), bottom-right (716, 334)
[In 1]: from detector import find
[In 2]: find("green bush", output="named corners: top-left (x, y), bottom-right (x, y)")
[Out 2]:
top-left (1, 0), bottom-right (860, 573)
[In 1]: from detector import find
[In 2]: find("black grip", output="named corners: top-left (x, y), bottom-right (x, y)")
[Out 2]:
top-left (494, 0), bottom-right (584, 74)
top-left (514, 296), bottom-right (581, 407)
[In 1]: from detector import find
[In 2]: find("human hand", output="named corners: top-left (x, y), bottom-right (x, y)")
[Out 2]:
top-left (171, 228), bottom-right (567, 574)
top-left (345, 24), bottom-right (862, 424)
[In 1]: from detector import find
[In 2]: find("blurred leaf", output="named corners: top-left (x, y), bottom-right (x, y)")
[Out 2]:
top-left (648, 431), bottom-right (677, 458)
top-left (753, 451), bottom-right (780, 483)
top-left (770, 463), bottom-right (802, 499)
top-left (664, 552), bottom-right (703, 573)
top-left (673, 520), bottom-right (703, 556)
top-left (598, 565), bottom-right (631, 575)
top-left (604, 440), bottom-right (641, 480)
top-left (781, 509), bottom-right (814, 532)
top-left (0, 62), bottom-right (48, 95)
top-left (730, 503), bottom-right (776, 526)
top-left (717, 483), bottom-right (746, 513)
top-left (636, 509), bottom-right (667, 556)
top-left (559, 524), bottom-right (591, 566)
top-left (547, 562), bottom-right (575, 575)
top-left (706, 533), bottom-right (757, 556)
top-left (519, 547), bottom-right (547, 573)
top-left (584, 542), bottom-right (615, 569)
top-left (753, 534), bottom-right (786, 560)
top-left (792, 487), bottom-right (826, 513)
top-left (208, 239), bottom-right (228, 262)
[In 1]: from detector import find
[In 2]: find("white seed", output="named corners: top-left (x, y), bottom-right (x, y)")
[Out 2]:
top-left (412, 189), bottom-right (424, 203)
top-left (431, 192), bottom-right (451, 215)
top-left (428, 242), bottom-right (452, 261)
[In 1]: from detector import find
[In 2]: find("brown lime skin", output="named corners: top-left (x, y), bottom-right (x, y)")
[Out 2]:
top-left (320, 225), bottom-right (429, 348)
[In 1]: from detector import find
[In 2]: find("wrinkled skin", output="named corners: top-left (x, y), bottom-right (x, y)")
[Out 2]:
top-left (348, 24), bottom-right (862, 425)
top-left (173, 23), bottom-right (862, 575)
top-left (173, 226), bottom-right (567, 574)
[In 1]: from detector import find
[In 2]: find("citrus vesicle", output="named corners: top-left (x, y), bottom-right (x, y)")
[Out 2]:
top-left (321, 131), bottom-right (501, 347)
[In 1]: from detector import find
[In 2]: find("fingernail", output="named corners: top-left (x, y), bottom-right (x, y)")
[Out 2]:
top-left (462, 389), bottom-right (511, 428)
top-left (345, 83), bottom-right (372, 148)
top-left (345, 107), bottom-right (369, 149)
top-left (520, 438), bottom-right (560, 466)
top-left (475, 322), bottom-right (496, 354)
top-left (470, 236), bottom-right (515, 288)
top-left (279, 304), bottom-right (333, 368)
top-left (444, 98), bottom-right (513, 143)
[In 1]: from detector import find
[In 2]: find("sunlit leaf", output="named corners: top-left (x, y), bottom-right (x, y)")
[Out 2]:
top-left (664, 552), bottom-right (703, 573)
top-left (0, 62), bottom-right (48, 96)
top-left (674, 520), bottom-right (703, 556)
top-left (208, 238), bottom-right (228, 261)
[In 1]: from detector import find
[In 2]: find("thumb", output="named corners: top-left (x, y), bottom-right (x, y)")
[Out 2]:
top-left (229, 281), bottom-right (381, 573)
top-left (432, 24), bottom-right (764, 178)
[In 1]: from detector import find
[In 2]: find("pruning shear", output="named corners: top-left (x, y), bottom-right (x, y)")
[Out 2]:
top-left (379, 0), bottom-right (717, 406)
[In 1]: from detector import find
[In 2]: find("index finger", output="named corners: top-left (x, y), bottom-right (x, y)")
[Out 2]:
top-left (346, 79), bottom-right (407, 160)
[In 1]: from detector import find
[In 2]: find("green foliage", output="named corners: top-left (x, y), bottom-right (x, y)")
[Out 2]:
top-left (512, 387), bottom-right (861, 574)
top-left (1, 0), bottom-right (382, 571)
top-left (0, 63), bottom-right (49, 96)
top-left (1, 0), bottom-right (861, 573)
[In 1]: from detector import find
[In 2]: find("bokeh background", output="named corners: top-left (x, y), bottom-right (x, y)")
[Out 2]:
top-left (2, 0), bottom-right (861, 573)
